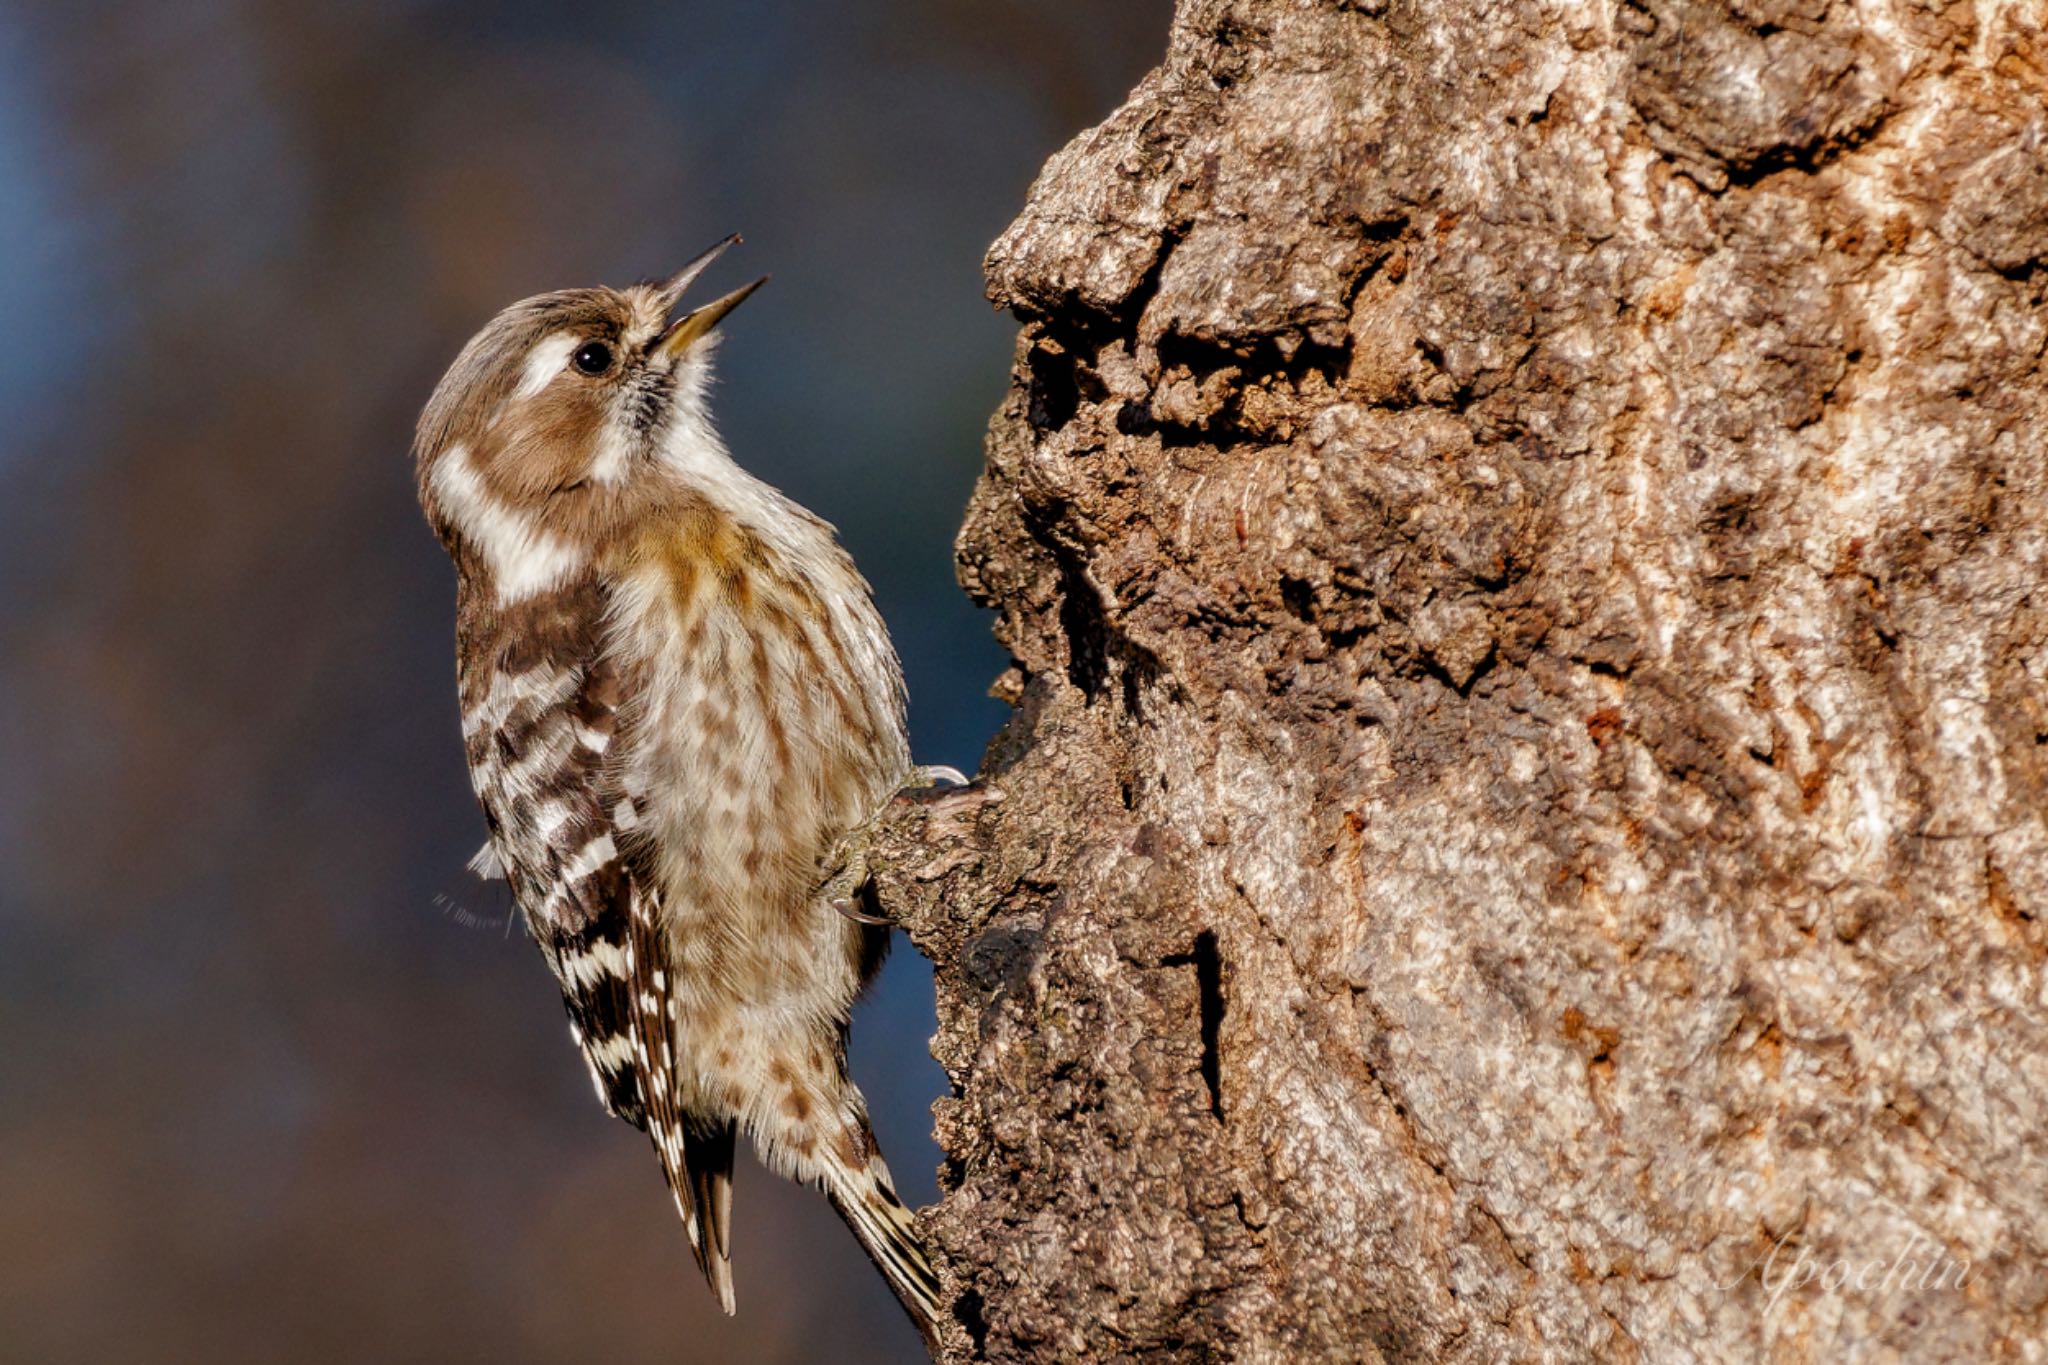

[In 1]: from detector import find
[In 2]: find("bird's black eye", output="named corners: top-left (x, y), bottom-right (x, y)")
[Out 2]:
top-left (572, 341), bottom-right (614, 375)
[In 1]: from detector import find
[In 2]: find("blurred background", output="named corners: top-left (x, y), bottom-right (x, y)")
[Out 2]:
top-left (0, 3), bottom-right (1168, 1360)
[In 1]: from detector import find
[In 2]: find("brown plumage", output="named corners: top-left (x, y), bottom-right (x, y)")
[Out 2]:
top-left (413, 238), bottom-right (940, 1342)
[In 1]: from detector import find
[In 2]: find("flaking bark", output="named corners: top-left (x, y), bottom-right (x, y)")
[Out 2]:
top-left (867, 2), bottom-right (2048, 1359)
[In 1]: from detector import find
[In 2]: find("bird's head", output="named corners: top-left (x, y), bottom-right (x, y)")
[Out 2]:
top-left (414, 235), bottom-right (765, 599)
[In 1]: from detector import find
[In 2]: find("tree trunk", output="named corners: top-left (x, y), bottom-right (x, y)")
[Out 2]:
top-left (867, 1), bottom-right (2048, 1359)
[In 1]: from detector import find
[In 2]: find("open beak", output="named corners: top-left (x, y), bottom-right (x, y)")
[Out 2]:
top-left (654, 235), bottom-right (769, 362)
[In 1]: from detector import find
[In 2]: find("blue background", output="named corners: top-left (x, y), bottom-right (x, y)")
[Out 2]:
top-left (0, 3), bottom-right (1167, 1360)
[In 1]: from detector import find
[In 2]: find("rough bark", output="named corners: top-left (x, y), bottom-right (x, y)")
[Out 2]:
top-left (867, 1), bottom-right (2048, 1360)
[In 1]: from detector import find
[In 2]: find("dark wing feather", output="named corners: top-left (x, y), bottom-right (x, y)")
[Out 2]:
top-left (623, 867), bottom-right (736, 1309)
top-left (685, 1121), bottom-right (738, 1310)
top-left (459, 581), bottom-right (732, 1305)
top-left (470, 641), bottom-right (646, 1126)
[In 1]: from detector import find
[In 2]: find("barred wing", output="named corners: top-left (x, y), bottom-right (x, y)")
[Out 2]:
top-left (458, 586), bottom-right (733, 1306)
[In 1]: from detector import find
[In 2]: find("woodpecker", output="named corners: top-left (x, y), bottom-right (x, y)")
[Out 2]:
top-left (414, 236), bottom-right (949, 1342)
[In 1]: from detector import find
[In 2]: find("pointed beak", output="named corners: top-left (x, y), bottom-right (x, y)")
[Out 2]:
top-left (653, 235), bottom-right (768, 363)
top-left (656, 234), bottom-right (742, 310)
top-left (655, 276), bottom-right (769, 362)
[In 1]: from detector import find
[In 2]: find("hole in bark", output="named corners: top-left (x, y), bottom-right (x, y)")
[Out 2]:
top-left (1058, 570), bottom-right (1109, 698)
top-left (954, 1287), bottom-right (990, 1351)
top-left (1026, 344), bottom-right (1080, 432)
top-left (1164, 930), bottom-right (1226, 1122)
top-left (1114, 399), bottom-right (1154, 435)
top-left (1280, 575), bottom-right (1316, 623)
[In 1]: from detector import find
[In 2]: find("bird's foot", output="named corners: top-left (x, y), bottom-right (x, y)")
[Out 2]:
top-left (819, 819), bottom-right (888, 924)
top-left (821, 766), bottom-right (999, 924)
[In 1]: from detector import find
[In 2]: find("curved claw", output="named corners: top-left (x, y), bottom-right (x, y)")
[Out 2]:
top-left (831, 895), bottom-right (892, 926)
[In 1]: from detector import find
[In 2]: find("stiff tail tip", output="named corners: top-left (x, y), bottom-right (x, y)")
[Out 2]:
top-left (826, 1160), bottom-right (943, 1346)
top-left (684, 1124), bottom-right (738, 1315)
top-left (651, 1116), bottom-right (738, 1316)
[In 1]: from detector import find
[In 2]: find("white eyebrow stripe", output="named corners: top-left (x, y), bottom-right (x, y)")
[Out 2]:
top-left (430, 443), bottom-right (587, 602)
top-left (516, 331), bottom-right (580, 399)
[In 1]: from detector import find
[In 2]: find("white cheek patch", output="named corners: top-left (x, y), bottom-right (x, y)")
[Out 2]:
top-left (431, 444), bottom-right (587, 602)
top-left (588, 423), bottom-right (633, 486)
top-left (517, 331), bottom-right (580, 399)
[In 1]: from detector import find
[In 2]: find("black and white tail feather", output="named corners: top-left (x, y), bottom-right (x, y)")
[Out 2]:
top-left (470, 837), bottom-right (939, 1343)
